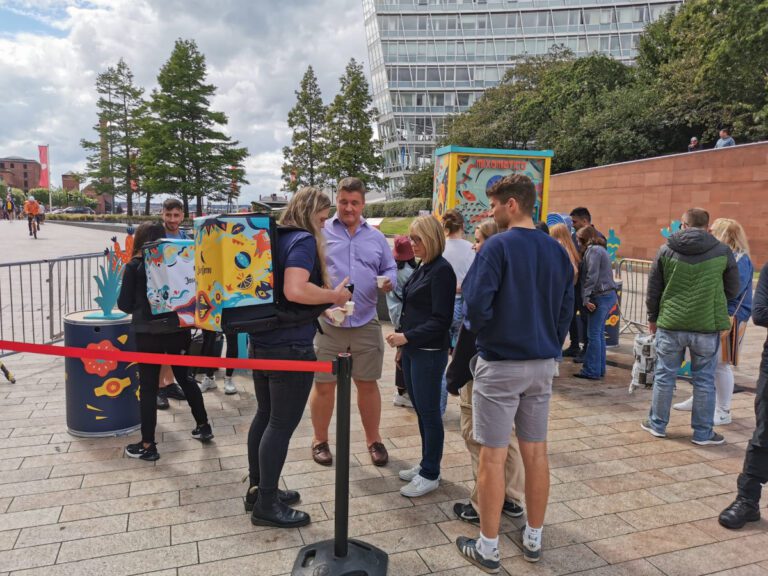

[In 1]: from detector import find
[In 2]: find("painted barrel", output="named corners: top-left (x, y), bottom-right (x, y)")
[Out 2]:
top-left (64, 311), bottom-right (140, 437)
top-left (605, 281), bottom-right (622, 347)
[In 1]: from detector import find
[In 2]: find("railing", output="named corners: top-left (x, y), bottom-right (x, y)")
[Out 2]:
top-left (615, 257), bottom-right (652, 335)
top-left (0, 252), bottom-right (108, 357)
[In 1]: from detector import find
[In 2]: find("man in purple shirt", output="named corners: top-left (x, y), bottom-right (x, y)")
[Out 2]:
top-left (310, 177), bottom-right (397, 468)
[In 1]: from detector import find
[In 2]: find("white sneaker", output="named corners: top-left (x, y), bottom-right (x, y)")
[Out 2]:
top-left (198, 375), bottom-right (216, 392)
top-left (553, 363), bottom-right (560, 377)
top-left (223, 376), bottom-right (237, 395)
top-left (393, 391), bottom-right (413, 408)
top-left (673, 396), bottom-right (693, 411)
top-left (399, 464), bottom-right (422, 482)
top-left (714, 409), bottom-right (732, 426)
top-left (400, 474), bottom-right (439, 498)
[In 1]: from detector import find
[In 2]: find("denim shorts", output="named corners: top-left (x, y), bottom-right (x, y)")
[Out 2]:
top-left (471, 355), bottom-right (556, 446)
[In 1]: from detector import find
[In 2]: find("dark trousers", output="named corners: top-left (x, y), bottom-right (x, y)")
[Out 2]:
top-left (247, 345), bottom-right (314, 502)
top-left (402, 346), bottom-right (448, 481)
top-left (135, 331), bottom-right (208, 445)
top-left (202, 331), bottom-right (239, 378)
top-left (739, 358), bottom-right (768, 502)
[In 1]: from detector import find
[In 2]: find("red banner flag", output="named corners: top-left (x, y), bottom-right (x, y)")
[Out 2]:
top-left (38, 145), bottom-right (50, 188)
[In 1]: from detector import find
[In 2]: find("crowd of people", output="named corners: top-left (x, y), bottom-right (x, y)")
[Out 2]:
top-left (113, 176), bottom-right (767, 573)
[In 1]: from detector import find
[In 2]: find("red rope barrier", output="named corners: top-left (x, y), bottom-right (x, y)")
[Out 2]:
top-left (0, 340), bottom-right (335, 374)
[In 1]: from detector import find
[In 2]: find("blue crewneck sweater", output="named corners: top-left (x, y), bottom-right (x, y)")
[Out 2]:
top-left (463, 227), bottom-right (574, 361)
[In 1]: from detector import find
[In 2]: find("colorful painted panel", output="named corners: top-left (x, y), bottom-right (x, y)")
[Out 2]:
top-left (144, 239), bottom-right (196, 327)
top-left (194, 214), bottom-right (275, 332)
top-left (432, 152), bottom-right (451, 219)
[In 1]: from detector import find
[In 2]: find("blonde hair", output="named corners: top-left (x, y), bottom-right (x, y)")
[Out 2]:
top-left (279, 186), bottom-right (331, 286)
top-left (550, 223), bottom-right (581, 280)
top-left (410, 215), bottom-right (445, 264)
top-left (476, 218), bottom-right (499, 241)
top-left (711, 218), bottom-right (750, 255)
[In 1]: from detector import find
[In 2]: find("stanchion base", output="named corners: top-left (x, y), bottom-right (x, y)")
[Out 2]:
top-left (292, 539), bottom-right (388, 576)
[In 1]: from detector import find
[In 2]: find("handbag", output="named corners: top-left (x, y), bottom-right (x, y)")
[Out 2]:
top-left (720, 288), bottom-right (749, 366)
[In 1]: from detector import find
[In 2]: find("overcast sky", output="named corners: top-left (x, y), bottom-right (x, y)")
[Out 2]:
top-left (0, 0), bottom-right (370, 203)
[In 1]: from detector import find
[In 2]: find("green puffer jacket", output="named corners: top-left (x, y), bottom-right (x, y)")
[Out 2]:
top-left (646, 228), bottom-right (739, 333)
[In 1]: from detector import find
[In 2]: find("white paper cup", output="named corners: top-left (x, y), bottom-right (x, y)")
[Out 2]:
top-left (345, 301), bottom-right (355, 316)
top-left (376, 275), bottom-right (387, 288)
top-left (330, 308), bottom-right (346, 325)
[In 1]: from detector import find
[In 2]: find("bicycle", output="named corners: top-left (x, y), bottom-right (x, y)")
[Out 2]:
top-left (28, 215), bottom-right (38, 239)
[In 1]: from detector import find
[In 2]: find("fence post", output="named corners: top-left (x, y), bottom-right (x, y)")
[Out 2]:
top-left (47, 261), bottom-right (55, 343)
top-left (292, 352), bottom-right (388, 576)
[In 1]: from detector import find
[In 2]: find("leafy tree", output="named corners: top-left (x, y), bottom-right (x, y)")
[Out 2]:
top-left (401, 163), bottom-right (434, 199)
top-left (140, 39), bottom-right (248, 217)
top-left (322, 58), bottom-right (383, 188)
top-left (282, 66), bottom-right (326, 191)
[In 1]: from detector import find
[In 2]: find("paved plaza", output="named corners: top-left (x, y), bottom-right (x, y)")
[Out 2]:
top-left (0, 222), bottom-right (766, 575)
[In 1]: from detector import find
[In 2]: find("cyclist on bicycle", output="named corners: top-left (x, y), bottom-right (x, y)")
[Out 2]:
top-left (24, 195), bottom-right (40, 237)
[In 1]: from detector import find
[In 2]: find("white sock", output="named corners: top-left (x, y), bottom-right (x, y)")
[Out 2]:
top-left (477, 532), bottom-right (500, 559)
top-left (524, 523), bottom-right (542, 549)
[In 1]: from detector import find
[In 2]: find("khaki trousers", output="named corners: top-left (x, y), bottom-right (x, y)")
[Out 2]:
top-left (460, 381), bottom-right (525, 509)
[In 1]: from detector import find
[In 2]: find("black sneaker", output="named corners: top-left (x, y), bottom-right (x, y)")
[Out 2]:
top-left (191, 423), bottom-right (214, 442)
top-left (520, 526), bottom-right (542, 563)
top-left (156, 389), bottom-right (170, 410)
top-left (125, 442), bottom-right (159, 461)
top-left (244, 485), bottom-right (301, 512)
top-left (453, 501), bottom-right (479, 525)
top-left (691, 432), bottom-right (725, 446)
top-left (562, 347), bottom-right (581, 358)
top-left (503, 500), bottom-right (524, 518)
top-left (719, 497), bottom-right (761, 529)
top-left (455, 536), bottom-right (500, 574)
top-left (164, 382), bottom-right (186, 400)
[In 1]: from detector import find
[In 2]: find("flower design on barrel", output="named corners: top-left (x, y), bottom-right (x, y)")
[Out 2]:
top-left (81, 339), bottom-right (119, 376)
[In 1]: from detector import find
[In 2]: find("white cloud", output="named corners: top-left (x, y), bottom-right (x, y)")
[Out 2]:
top-left (0, 0), bottom-right (369, 203)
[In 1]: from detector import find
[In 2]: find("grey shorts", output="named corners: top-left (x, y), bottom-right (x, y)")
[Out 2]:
top-left (471, 355), bottom-right (556, 446)
top-left (314, 319), bottom-right (385, 383)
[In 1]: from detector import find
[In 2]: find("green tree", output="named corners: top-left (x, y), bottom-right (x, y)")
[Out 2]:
top-left (401, 163), bottom-right (434, 199)
top-left (140, 39), bottom-right (248, 217)
top-left (323, 58), bottom-right (383, 188)
top-left (282, 66), bottom-right (327, 191)
top-left (80, 59), bottom-right (147, 215)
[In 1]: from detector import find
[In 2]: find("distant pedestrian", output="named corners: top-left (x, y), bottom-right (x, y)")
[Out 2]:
top-left (387, 235), bottom-right (417, 408)
top-left (688, 137), bottom-right (701, 152)
top-left (715, 128), bottom-right (735, 148)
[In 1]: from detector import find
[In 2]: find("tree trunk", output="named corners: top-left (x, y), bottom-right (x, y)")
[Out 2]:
top-left (144, 191), bottom-right (151, 215)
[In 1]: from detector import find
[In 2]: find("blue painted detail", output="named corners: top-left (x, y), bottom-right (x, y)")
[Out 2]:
top-left (434, 145), bottom-right (555, 158)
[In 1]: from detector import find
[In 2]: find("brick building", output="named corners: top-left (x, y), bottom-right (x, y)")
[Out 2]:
top-left (0, 157), bottom-right (42, 193)
top-left (62, 172), bottom-right (80, 192)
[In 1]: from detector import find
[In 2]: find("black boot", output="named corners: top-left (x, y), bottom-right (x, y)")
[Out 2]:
top-left (244, 484), bottom-right (301, 512)
top-left (719, 497), bottom-right (761, 529)
top-left (250, 497), bottom-right (310, 528)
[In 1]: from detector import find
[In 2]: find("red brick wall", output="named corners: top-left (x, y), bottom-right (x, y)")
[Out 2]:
top-left (549, 142), bottom-right (768, 267)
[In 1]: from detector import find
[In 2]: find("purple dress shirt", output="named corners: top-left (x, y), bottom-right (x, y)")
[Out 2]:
top-left (322, 215), bottom-right (397, 328)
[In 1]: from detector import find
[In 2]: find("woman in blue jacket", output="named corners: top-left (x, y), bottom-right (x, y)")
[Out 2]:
top-left (386, 215), bottom-right (456, 499)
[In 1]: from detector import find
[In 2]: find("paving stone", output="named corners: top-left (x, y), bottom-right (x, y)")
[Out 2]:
top-left (364, 524), bottom-right (449, 554)
top-left (0, 507), bottom-right (61, 530)
top-left (568, 558), bottom-right (665, 576)
top-left (0, 475), bottom-right (82, 499)
top-left (171, 514), bottom-right (273, 545)
top-left (647, 477), bottom-right (731, 503)
top-left (7, 483), bottom-right (129, 513)
top-left (128, 497), bottom-right (244, 531)
top-left (551, 459), bottom-right (638, 483)
top-left (60, 491), bottom-right (179, 522)
top-left (177, 547), bottom-right (301, 576)
top-left (617, 500), bottom-right (717, 530)
top-left (387, 550), bottom-right (431, 576)
top-left (57, 526), bottom-right (170, 563)
top-left (15, 514), bottom-right (127, 548)
top-left (0, 543), bottom-right (59, 572)
top-left (0, 530), bottom-right (18, 552)
top-left (501, 542), bottom-right (607, 575)
top-left (197, 527), bottom-right (303, 563)
top-left (566, 489), bottom-right (666, 518)
top-left (587, 523), bottom-right (715, 564)
top-left (83, 458), bottom-right (221, 488)
top-left (537, 515), bottom-right (637, 549)
top-left (649, 533), bottom-right (768, 576)
top-left (660, 462), bottom-right (726, 482)
top-left (708, 566), bottom-right (768, 576)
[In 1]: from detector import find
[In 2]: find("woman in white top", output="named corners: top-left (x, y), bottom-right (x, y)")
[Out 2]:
top-left (440, 209), bottom-right (474, 415)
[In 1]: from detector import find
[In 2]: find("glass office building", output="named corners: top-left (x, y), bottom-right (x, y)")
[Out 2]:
top-left (362, 0), bottom-right (683, 196)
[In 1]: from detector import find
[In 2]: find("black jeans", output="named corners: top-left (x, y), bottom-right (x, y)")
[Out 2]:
top-left (247, 344), bottom-right (315, 503)
top-left (135, 331), bottom-right (208, 445)
top-left (739, 356), bottom-right (768, 502)
top-left (201, 331), bottom-right (239, 378)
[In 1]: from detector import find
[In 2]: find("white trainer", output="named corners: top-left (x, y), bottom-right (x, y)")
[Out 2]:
top-left (400, 474), bottom-right (439, 498)
top-left (673, 396), bottom-right (693, 411)
top-left (393, 391), bottom-right (413, 408)
top-left (198, 375), bottom-right (216, 392)
top-left (714, 409), bottom-right (732, 426)
top-left (399, 464), bottom-right (421, 482)
top-left (553, 363), bottom-right (560, 377)
top-left (223, 376), bottom-right (237, 395)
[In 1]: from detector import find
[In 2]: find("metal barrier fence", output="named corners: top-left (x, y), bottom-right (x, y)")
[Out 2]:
top-left (615, 258), bottom-right (653, 335)
top-left (0, 252), bottom-right (108, 357)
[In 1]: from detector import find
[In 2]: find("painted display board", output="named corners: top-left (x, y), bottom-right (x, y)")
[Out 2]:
top-left (144, 239), bottom-right (196, 327)
top-left (193, 213), bottom-right (276, 332)
top-left (432, 145), bottom-right (554, 233)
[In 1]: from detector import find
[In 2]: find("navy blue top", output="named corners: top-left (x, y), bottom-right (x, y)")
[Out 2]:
top-left (463, 227), bottom-right (575, 361)
top-left (399, 256), bottom-right (456, 350)
top-left (249, 230), bottom-right (320, 348)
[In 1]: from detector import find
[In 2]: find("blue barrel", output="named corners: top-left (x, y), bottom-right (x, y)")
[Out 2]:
top-left (605, 281), bottom-right (622, 347)
top-left (64, 311), bottom-right (140, 437)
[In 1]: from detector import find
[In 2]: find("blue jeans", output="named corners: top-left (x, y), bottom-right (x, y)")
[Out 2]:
top-left (581, 292), bottom-right (617, 378)
top-left (648, 328), bottom-right (719, 442)
top-left (440, 296), bottom-right (465, 416)
top-left (402, 347), bottom-right (448, 481)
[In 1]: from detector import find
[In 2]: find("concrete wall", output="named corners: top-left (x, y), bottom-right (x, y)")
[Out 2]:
top-left (548, 141), bottom-right (768, 267)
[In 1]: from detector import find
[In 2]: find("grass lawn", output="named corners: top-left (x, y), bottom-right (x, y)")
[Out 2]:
top-left (379, 217), bottom-right (414, 236)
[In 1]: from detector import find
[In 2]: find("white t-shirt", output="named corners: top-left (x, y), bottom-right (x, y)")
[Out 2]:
top-left (443, 237), bottom-right (475, 287)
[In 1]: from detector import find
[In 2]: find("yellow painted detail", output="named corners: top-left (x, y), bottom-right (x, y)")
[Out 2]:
top-left (85, 404), bottom-right (103, 412)
top-left (94, 377), bottom-right (131, 398)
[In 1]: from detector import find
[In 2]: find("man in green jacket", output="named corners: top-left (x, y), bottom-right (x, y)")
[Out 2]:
top-left (642, 208), bottom-right (739, 446)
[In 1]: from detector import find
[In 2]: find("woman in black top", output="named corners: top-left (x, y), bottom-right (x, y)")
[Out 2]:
top-left (386, 215), bottom-right (456, 499)
top-left (117, 222), bottom-right (212, 461)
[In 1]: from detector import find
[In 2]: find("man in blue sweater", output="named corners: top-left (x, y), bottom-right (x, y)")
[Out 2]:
top-left (456, 174), bottom-right (574, 572)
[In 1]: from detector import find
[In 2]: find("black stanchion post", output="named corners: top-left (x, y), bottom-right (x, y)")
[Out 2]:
top-left (292, 353), bottom-right (388, 576)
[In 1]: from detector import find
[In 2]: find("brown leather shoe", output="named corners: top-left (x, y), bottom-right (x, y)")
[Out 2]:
top-left (368, 441), bottom-right (389, 467)
top-left (312, 442), bottom-right (332, 466)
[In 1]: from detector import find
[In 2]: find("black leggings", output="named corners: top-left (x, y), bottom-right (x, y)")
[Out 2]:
top-left (136, 331), bottom-right (208, 445)
top-left (739, 363), bottom-right (768, 502)
top-left (201, 331), bottom-right (240, 378)
top-left (247, 344), bottom-right (314, 503)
